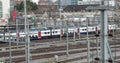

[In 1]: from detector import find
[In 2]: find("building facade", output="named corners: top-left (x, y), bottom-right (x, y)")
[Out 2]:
top-left (0, 0), bottom-right (10, 19)
top-left (38, 0), bottom-right (53, 5)
top-left (78, 0), bottom-right (115, 6)
top-left (0, 1), bottom-right (2, 18)
top-left (0, 0), bottom-right (10, 25)
top-left (59, 0), bottom-right (78, 6)
top-left (71, 0), bottom-right (78, 5)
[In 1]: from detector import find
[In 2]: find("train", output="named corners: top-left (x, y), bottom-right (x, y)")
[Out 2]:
top-left (0, 24), bottom-right (117, 41)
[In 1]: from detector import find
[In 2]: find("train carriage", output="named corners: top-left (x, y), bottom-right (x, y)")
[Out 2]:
top-left (41, 29), bottom-right (50, 38)
top-left (51, 29), bottom-right (61, 38)
top-left (0, 24), bottom-right (117, 41)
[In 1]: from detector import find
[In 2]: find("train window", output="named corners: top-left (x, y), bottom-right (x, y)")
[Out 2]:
top-left (44, 32), bottom-right (47, 34)
top-left (47, 32), bottom-right (50, 34)
top-left (55, 31), bottom-right (57, 33)
top-left (82, 29), bottom-right (84, 31)
top-left (53, 31), bottom-right (54, 34)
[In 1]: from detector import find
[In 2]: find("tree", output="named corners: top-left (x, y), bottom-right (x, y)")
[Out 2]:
top-left (15, 1), bottom-right (38, 11)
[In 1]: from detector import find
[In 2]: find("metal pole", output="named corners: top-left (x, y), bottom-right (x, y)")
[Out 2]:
top-left (73, 12), bottom-right (75, 42)
top-left (101, 0), bottom-right (109, 63)
top-left (100, 0), bottom-right (108, 63)
top-left (3, 27), bottom-right (5, 41)
top-left (24, 0), bottom-right (30, 63)
top-left (73, 29), bottom-right (75, 42)
top-left (59, 0), bottom-right (63, 41)
top-left (96, 36), bottom-right (99, 57)
top-left (16, 18), bottom-right (19, 48)
top-left (9, 31), bottom-right (12, 63)
top-left (85, 0), bottom-right (110, 62)
top-left (95, 26), bottom-right (99, 58)
top-left (8, 23), bottom-right (12, 63)
top-left (66, 20), bottom-right (69, 56)
top-left (78, 18), bottom-right (81, 39)
top-left (59, 8), bottom-right (62, 41)
top-left (106, 42), bottom-right (114, 63)
top-left (101, 9), bottom-right (108, 63)
top-left (86, 17), bottom-right (90, 63)
top-left (114, 14), bottom-right (116, 61)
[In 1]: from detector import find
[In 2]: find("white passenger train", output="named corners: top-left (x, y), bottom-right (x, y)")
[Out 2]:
top-left (0, 24), bottom-right (117, 41)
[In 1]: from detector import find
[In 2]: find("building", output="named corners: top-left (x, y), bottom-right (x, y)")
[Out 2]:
top-left (0, 2), bottom-right (2, 18)
top-left (78, 0), bottom-right (115, 6)
top-left (12, 0), bottom-right (24, 5)
top-left (0, 0), bottom-right (10, 25)
top-left (38, 0), bottom-right (53, 5)
top-left (71, 0), bottom-right (78, 5)
top-left (36, 0), bottom-right (57, 14)
top-left (30, 0), bottom-right (39, 4)
top-left (57, 0), bottom-right (78, 6)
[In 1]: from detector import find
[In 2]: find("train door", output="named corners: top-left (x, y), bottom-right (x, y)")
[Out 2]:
top-left (95, 26), bottom-right (98, 34)
top-left (77, 28), bottom-right (80, 35)
top-left (38, 31), bottom-right (41, 40)
top-left (61, 29), bottom-right (63, 37)
top-left (17, 32), bottom-right (20, 41)
top-left (49, 27), bottom-right (52, 38)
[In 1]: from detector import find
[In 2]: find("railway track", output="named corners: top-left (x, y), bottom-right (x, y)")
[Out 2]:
top-left (0, 31), bottom-right (120, 48)
top-left (0, 29), bottom-right (120, 63)
top-left (3, 46), bottom-right (120, 63)
top-left (0, 36), bottom-right (119, 53)
top-left (0, 42), bottom-right (120, 63)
